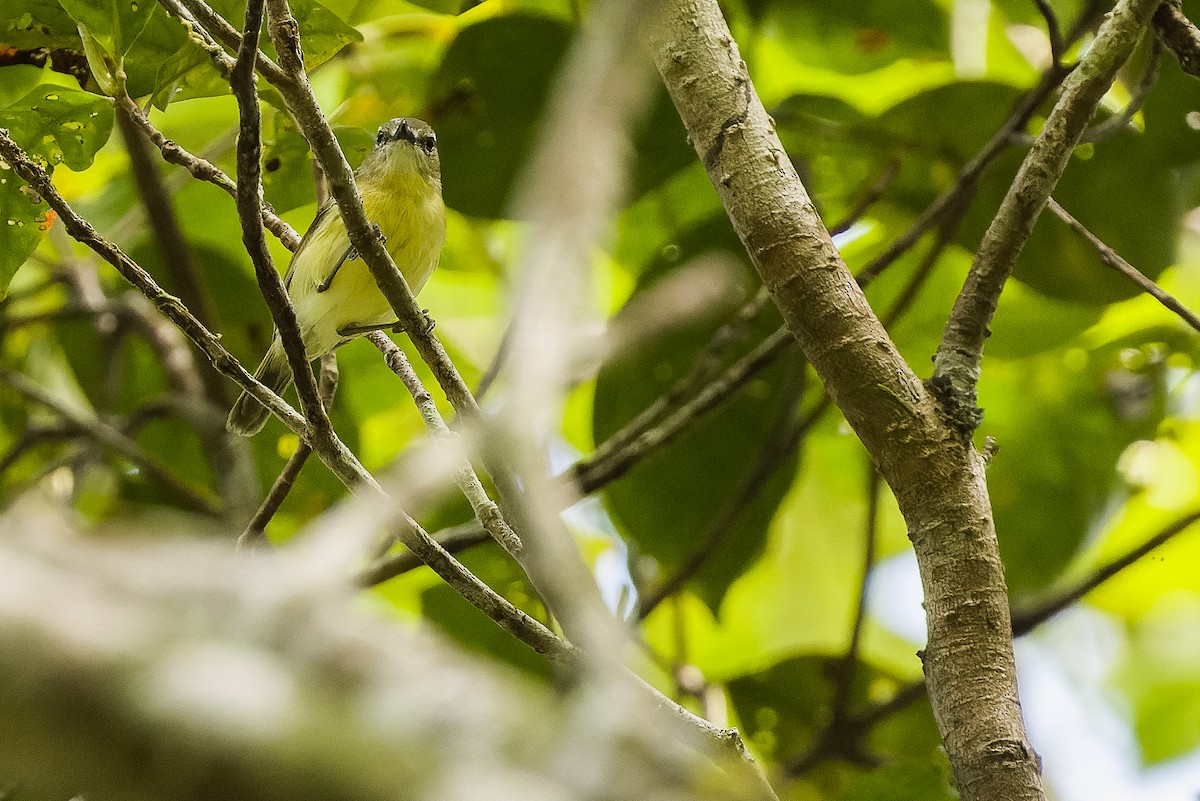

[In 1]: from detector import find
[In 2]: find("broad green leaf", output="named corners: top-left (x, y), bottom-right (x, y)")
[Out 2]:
top-left (0, 83), bottom-right (113, 294)
top-left (0, 65), bottom-right (48, 109)
top-left (678, 418), bottom-right (912, 678)
top-left (1141, 43), bottom-right (1200, 168)
top-left (58, 0), bottom-right (156, 58)
top-left (0, 83), bottom-right (113, 170)
top-left (1134, 680), bottom-right (1200, 764)
top-left (428, 13), bottom-right (571, 217)
top-left (981, 345), bottom-right (1162, 598)
top-left (263, 116), bottom-right (374, 215)
top-left (755, 0), bottom-right (949, 76)
top-left (773, 92), bottom-right (900, 225)
top-left (593, 216), bottom-right (803, 610)
top-left (626, 85), bottom-right (695, 200)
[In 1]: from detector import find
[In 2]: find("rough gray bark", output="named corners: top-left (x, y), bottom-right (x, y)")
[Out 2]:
top-left (647, 2), bottom-right (1046, 800)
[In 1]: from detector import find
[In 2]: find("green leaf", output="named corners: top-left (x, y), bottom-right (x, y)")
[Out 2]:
top-left (0, 83), bottom-right (113, 294)
top-left (205, 0), bottom-right (364, 72)
top-left (756, 0), bottom-right (949, 76)
top-left (626, 85), bottom-right (695, 199)
top-left (58, 0), bottom-right (156, 59)
top-left (429, 13), bottom-right (572, 218)
top-left (981, 346), bottom-right (1163, 598)
top-left (0, 65), bottom-right (49, 110)
top-left (593, 216), bottom-right (803, 609)
top-left (1141, 42), bottom-right (1200, 168)
top-left (0, 83), bottom-right (114, 171)
top-left (263, 116), bottom-right (374, 215)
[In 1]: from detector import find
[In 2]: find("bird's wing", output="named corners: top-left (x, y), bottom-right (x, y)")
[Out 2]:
top-left (282, 201), bottom-right (351, 292)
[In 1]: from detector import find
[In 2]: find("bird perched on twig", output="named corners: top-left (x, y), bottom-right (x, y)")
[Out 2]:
top-left (227, 117), bottom-right (446, 437)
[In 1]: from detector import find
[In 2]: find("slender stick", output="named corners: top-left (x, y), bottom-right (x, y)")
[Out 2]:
top-left (1048, 198), bottom-right (1200, 333)
top-left (114, 93), bottom-right (301, 251)
top-left (231, 0), bottom-right (331, 442)
top-left (1012, 508), bottom-right (1200, 634)
top-left (367, 332), bottom-right (522, 556)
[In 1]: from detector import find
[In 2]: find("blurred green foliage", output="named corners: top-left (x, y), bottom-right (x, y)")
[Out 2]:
top-left (4, 0), bottom-right (1200, 795)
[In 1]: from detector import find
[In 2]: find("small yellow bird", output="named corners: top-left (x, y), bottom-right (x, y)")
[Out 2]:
top-left (227, 117), bottom-right (446, 436)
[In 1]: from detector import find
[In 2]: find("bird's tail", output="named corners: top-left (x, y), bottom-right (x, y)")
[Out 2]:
top-left (226, 342), bottom-right (292, 437)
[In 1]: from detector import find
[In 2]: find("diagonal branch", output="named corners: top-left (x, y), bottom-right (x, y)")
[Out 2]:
top-left (1154, 0), bottom-right (1200, 79)
top-left (114, 92), bottom-right (301, 251)
top-left (933, 0), bottom-right (1162, 432)
top-left (1011, 507), bottom-right (1200, 634)
top-left (1048, 197), bottom-right (1200, 333)
top-left (366, 332), bottom-right (521, 557)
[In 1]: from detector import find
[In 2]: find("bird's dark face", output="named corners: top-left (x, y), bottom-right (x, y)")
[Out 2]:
top-left (376, 117), bottom-right (437, 156)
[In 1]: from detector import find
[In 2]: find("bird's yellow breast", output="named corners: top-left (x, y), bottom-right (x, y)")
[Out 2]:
top-left (286, 173), bottom-right (445, 359)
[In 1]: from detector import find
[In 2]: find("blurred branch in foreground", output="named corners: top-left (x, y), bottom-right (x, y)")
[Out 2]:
top-left (0, 493), bottom-right (742, 801)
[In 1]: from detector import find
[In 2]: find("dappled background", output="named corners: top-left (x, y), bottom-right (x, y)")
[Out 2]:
top-left (3, 0), bottom-right (1200, 798)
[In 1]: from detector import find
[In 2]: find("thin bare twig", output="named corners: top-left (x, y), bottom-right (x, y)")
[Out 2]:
top-left (238, 354), bottom-right (340, 551)
top-left (1048, 198), bottom-right (1200, 333)
top-left (572, 327), bottom-right (795, 492)
top-left (1033, 0), bottom-right (1067, 66)
top-left (114, 93), bottom-right (301, 251)
top-left (367, 332), bottom-right (522, 556)
top-left (1012, 507), bottom-right (1200, 634)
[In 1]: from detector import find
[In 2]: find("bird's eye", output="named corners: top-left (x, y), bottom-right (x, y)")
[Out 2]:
top-left (419, 134), bottom-right (436, 154)
top-left (376, 128), bottom-right (387, 145)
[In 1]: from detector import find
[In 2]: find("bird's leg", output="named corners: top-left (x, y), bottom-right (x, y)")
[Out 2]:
top-left (318, 224), bottom-right (386, 293)
top-left (336, 311), bottom-right (435, 339)
top-left (344, 223), bottom-right (386, 263)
